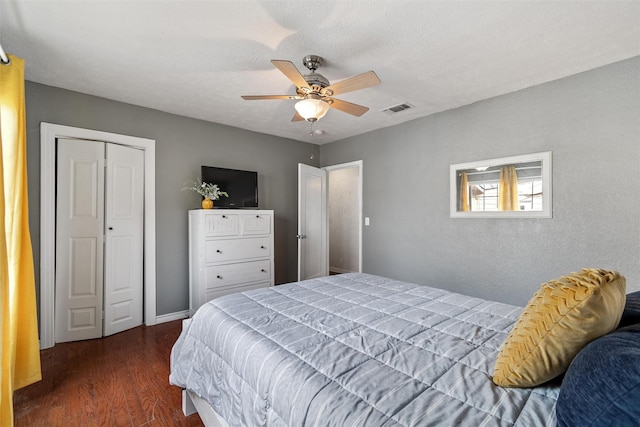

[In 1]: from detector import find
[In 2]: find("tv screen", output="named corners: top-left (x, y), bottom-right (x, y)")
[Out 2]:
top-left (201, 166), bottom-right (258, 208)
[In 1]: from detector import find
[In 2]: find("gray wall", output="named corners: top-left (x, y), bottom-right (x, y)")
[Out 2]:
top-left (320, 57), bottom-right (640, 306)
top-left (25, 56), bottom-right (640, 317)
top-left (25, 82), bottom-right (319, 316)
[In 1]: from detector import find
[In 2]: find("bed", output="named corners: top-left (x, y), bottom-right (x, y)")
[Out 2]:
top-left (170, 272), bottom-right (640, 427)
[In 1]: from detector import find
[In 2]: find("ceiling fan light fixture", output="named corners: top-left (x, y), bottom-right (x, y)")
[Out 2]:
top-left (295, 98), bottom-right (330, 122)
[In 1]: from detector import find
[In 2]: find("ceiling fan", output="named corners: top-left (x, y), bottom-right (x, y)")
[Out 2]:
top-left (241, 55), bottom-right (381, 122)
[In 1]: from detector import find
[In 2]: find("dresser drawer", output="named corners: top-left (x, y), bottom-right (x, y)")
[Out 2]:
top-left (205, 260), bottom-right (271, 288)
top-left (241, 213), bottom-right (272, 235)
top-left (203, 213), bottom-right (240, 236)
top-left (204, 237), bottom-right (271, 263)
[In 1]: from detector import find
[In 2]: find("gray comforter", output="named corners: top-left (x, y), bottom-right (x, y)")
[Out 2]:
top-left (170, 273), bottom-right (559, 426)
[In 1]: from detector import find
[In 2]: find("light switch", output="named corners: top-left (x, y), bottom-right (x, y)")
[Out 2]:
top-left (364, 217), bottom-right (370, 226)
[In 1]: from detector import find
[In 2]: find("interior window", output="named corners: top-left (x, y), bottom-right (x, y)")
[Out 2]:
top-left (468, 170), bottom-right (543, 212)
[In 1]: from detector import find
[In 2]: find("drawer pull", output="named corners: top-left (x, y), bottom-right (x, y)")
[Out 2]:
top-left (216, 275), bottom-right (222, 279)
top-left (216, 249), bottom-right (222, 253)
top-left (260, 245), bottom-right (265, 249)
top-left (222, 215), bottom-right (226, 218)
top-left (261, 269), bottom-right (266, 273)
top-left (256, 215), bottom-right (260, 218)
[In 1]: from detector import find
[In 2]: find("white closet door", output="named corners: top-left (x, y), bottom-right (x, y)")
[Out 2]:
top-left (55, 139), bottom-right (105, 343)
top-left (297, 163), bottom-right (328, 281)
top-left (103, 144), bottom-right (144, 336)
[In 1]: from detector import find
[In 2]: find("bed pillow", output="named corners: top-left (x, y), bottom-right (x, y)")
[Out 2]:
top-left (555, 323), bottom-right (640, 427)
top-left (493, 268), bottom-right (626, 388)
top-left (618, 290), bottom-right (640, 328)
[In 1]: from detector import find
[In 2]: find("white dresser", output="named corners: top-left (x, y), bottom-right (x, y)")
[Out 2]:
top-left (188, 209), bottom-right (274, 316)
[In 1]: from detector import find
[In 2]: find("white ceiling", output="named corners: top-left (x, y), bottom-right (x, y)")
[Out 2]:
top-left (1, 1), bottom-right (639, 144)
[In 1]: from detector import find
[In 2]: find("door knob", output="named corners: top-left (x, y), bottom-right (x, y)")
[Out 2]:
top-left (296, 234), bottom-right (307, 239)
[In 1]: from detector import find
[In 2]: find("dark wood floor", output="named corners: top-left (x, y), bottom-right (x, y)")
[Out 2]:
top-left (14, 320), bottom-right (204, 426)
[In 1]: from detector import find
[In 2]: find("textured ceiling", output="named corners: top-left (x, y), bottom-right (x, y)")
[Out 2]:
top-left (1, 1), bottom-right (639, 144)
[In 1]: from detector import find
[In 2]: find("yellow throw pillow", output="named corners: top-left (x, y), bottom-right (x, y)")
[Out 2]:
top-left (493, 268), bottom-right (626, 388)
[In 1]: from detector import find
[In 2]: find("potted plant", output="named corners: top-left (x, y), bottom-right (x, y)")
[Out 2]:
top-left (183, 177), bottom-right (228, 209)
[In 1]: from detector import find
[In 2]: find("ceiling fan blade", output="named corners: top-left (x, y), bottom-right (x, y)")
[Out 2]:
top-left (324, 70), bottom-right (381, 96)
top-left (291, 112), bottom-right (305, 122)
top-left (271, 60), bottom-right (310, 90)
top-left (241, 95), bottom-right (301, 100)
top-left (326, 98), bottom-right (369, 117)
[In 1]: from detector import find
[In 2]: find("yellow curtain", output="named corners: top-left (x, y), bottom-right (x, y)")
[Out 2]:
top-left (1, 54), bottom-right (42, 426)
top-left (498, 165), bottom-right (519, 211)
top-left (459, 172), bottom-right (470, 212)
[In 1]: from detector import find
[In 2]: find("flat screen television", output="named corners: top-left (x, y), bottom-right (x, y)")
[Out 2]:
top-left (201, 165), bottom-right (258, 208)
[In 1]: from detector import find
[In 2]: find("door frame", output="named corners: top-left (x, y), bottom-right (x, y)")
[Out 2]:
top-left (324, 160), bottom-right (363, 273)
top-left (40, 122), bottom-right (156, 349)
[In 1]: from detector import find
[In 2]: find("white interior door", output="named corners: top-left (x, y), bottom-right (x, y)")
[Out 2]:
top-left (55, 139), bottom-right (105, 343)
top-left (103, 144), bottom-right (144, 336)
top-left (56, 139), bottom-right (144, 343)
top-left (297, 163), bottom-right (328, 281)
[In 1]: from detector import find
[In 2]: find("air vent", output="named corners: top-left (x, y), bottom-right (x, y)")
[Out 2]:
top-left (381, 102), bottom-right (414, 114)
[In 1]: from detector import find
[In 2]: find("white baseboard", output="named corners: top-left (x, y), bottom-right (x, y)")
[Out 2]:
top-left (155, 310), bottom-right (189, 324)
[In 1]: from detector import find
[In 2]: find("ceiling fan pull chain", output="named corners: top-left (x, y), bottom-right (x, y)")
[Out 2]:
top-left (309, 122), bottom-right (316, 159)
